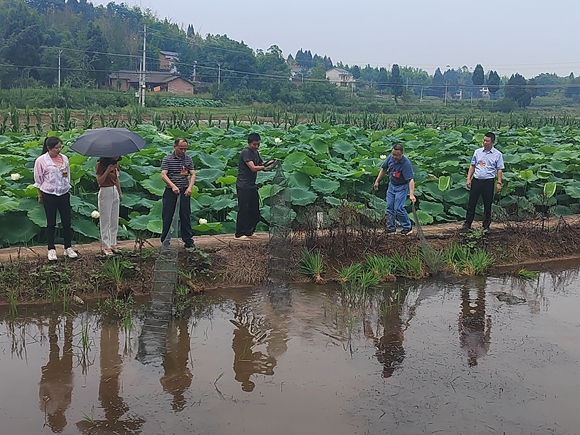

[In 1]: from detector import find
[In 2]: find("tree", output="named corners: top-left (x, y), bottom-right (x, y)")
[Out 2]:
top-left (472, 64), bottom-right (485, 86)
top-left (351, 65), bottom-right (361, 79)
top-left (83, 21), bottom-right (109, 85)
top-left (376, 67), bottom-right (388, 92)
top-left (390, 64), bottom-right (403, 102)
top-left (505, 73), bottom-right (531, 108)
top-left (565, 77), bottom-right (580, 101)
top-left (487, 70), bottom-right (501, 95)
top-left (430, 67), bottom-right (445, 98)
top-left (186, 24), bottom-right (194, 38)
top-left (0, 0), bottom-right (45, 88)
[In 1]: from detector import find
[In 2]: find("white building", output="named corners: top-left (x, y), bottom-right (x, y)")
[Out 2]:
top-left (325, 68), bottom-right (355, 87)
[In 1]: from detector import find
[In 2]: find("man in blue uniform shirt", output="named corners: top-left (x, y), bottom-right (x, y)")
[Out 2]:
top-left (461, 132), bottom-right (504, 233)
top-left (374, 144), bottom-right (416, 235)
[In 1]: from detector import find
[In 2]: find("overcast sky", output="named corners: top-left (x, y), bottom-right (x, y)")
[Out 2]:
top-left (94, 0), bottom-right (579, 78)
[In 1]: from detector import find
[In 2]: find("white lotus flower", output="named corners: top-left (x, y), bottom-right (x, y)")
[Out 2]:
top-left (91, 210), bottom-right (100, 219)
top-left (274, 137), bottom-right (282, 144)
top-left (10, 173), bottom-right (20, 181)
top-left (199, 218), bottom-right (208, 225)
top-left (380, 155), bottom-right (387, 160)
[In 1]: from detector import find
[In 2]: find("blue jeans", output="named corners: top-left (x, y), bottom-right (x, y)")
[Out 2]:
top-left (386, 183), bottom-right (411, 231)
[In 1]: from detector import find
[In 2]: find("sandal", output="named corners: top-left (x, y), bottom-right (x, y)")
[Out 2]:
top-left (103, 249), bottom-right (114, 256)
top-left (110, 245), bottom-right (119, 253)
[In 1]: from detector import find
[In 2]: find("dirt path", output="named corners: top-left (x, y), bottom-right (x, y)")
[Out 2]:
top-left (1, 215), bottom-right (579, 264)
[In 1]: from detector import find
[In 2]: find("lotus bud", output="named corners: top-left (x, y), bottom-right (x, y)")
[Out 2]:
top-left (199, 218), bottom-right (208, 225)
top-left (91, 210), bottom-right (100, 219)
top-left (274, 137), bottom-right (282, 144)
top-left (10, 173), bottom-right (21, 181)
top-left (380, 155), bottom-right (387, 160)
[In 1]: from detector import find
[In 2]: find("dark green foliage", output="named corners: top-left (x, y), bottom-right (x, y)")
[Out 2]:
top-left (505, 73), bottom-right (532, 108)
top-left (472, 64), bottom-right (485, 86)
top-left (390, 64), bottom-right (404, 102)
top-left (487, 70), bottom-right (501, 95)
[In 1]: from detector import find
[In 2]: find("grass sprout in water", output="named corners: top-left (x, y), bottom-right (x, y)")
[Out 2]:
top-left (517, 269), bottom-right (539, 280)
top-left (299, 249), bottom-right (326, 284)
top-left (337, 263), bottom-right (363, 284)
top-left (364, 255), bottom-right (396, 282)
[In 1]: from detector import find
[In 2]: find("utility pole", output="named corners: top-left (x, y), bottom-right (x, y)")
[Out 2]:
top-left (444, 82), bottom-right (448, 106)
top-left (193, 60), bottom-right (197, 82)
top-left (57, 49), bottom-right (63, 90)
top-left (217, 62), bottom-right (221, 93)
top-left (140, 25), bottom-right (146, 107)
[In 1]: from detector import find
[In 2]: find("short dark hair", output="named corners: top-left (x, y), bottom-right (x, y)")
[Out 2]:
top-left (392, 143), bottom-right (404, 153)
top-left (247, 133), bottom-right (261, 143)
top-left (174, 138), bottom-right (187, 147)
top-left (484, 132), bottom-right (496, 142)
top-left (42, 136), bottom-right (62, 154)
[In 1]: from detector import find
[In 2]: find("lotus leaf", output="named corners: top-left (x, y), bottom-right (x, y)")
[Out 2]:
top-left (140, 173), bottom-right (166, 196)
top-left (193, 222), bottom-right (223, 232)
top-left (0, 196), bottom-right (19, 213)
top-left (210, 196), bottom-right (237, 211)
top-left (411, 209), bottom-right (433, 225)
top-left (311, 178), bottom-right (340, 195)
top-left (438, 176), bottom-right (451, 191)
top-left (147, 219), bottom-right (163, 234)
top-left (332, 141), bottom-right (356, 159)
top-left (216, 175), bottom-right (236, 186)
top-left (324, 196), bottom-right (341, 206)
top-left (198, 153), bottom-right (226, 170)
top-left (290, 187), bottom-right (317, 206)
top-left (71, 217), bottom-right (100, 239)
top-left (0, 213), bottom-right (38, 244)
top-left (419, 201), bottom-right (444, 217)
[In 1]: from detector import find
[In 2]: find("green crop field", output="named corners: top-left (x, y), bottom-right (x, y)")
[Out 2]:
top-left (0, 122), bottom-right (578, 247)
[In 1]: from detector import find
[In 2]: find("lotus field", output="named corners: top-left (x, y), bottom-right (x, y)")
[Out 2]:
top-left (0, 123), bottom-right (579, 247)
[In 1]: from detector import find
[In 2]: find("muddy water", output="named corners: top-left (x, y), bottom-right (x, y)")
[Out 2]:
top-left (1, 268), bottom-right (579, 435)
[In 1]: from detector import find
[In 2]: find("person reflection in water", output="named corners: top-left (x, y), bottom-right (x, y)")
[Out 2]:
top-left (459, 281), bottom-right (492, 367)
top-left (160, 319), bottom-right (193, 411)
top-left (76, 323), bottom-right (144, 434)
top-left (231, 309), bottom-right (276, 392)
top-left (370, 305), bottom-right (406, 378)
top-left (39, 316), bottom-right (74, 433)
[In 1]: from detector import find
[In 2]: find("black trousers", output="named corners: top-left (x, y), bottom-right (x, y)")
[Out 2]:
top-left (236, 186), bottom-right (260, 237)
top-left (42, 192), bottom-right (72, 249)
top-left (465, 178), bottom-right (494, 229)
top-left (161, 187), bottom-right (193, 245)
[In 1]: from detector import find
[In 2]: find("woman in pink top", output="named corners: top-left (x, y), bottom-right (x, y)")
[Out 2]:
top-left (33, 137), bottom-right (78, 261)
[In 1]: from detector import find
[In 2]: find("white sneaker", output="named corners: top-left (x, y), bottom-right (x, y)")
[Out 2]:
top-left (47, 249), bottom-right (57, 261)
top-left (64, 247), bottom-right (78, 258)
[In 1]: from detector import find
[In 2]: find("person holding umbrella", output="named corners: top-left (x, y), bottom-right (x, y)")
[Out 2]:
top-left (96, 157), bottom-right (122, 255)
top-left (71, 127), bottom-right (146, 254)
top-left (34, 136), bottom-right (78, 261)
top-left (160, 138), bottom-right (196, 248)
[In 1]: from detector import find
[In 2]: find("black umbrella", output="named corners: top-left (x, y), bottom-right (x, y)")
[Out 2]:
top-left (70, 127), bottom-right (146, 157)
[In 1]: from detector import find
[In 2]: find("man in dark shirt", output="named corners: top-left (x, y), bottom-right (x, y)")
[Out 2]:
top-left (373, 143), bottom-right (416, 235)
top-left (161, 138), bottom-right (196, 248)
top-left (235, 133), bottom-right (265, 239)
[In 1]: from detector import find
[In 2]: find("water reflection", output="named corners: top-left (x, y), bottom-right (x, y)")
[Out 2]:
top-left (231, 305), bottom-right (276, 392)
top-left (39, 316), bottom-right (74, 433)
top-left (458, 278), bottom-right (492, 367)
top-left (160, 319), bottom-right (193, 411)
top-left (76, 323), bottom-right (144, 434)
top-left (364, 289), bottom-right (408, 378)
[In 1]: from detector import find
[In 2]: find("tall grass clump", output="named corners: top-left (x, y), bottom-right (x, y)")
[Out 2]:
top-left (364, 254), bottom-right (396, 282)
top-left (445, 243), bottom-right (494, 276)
top-left (299, 249), bottom-right (326, 284)
top-left (390, 252), bottom-right (425, 279)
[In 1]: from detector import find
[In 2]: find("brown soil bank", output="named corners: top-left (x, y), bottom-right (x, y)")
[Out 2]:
top-left (1, 216), bottom-right (579, 304)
